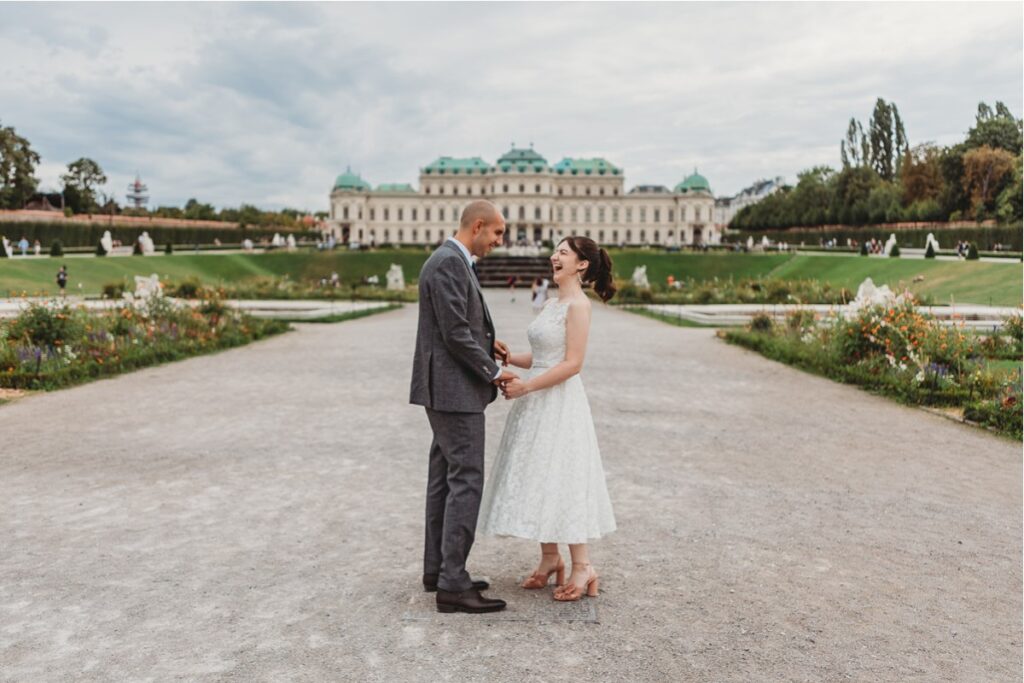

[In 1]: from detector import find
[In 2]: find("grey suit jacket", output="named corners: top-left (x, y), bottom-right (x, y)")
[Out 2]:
top-left (409, 241), bottom-right (499, 413)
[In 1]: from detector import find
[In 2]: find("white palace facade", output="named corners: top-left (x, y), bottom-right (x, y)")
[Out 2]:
top-left (327, 146), bottom-right (720, 248)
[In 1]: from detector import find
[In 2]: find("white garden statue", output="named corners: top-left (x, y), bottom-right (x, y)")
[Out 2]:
top-left (101, 230), bottom-right (114, 255)
top-left (138, 231), bottom-right (155, 255)
top-left (848, 277), bottom-right (910, 312)
top-left (630, 265), bottom-right (649, 289)
top-left (271, 233), bottom-right (283, 248)
top-left (286, 234), bottom-right (297, 251)
top-left (242, 238), bottom-right (254, 251)
top-left (883, 233), bottom-right (898, 256)
top-left (134, 274), bottom-right (163, 299)
top-left (746, 236), bottom-right (754, 250)
top-left (386, 264), bottom-right (405, 291)
top-left (925, 233), bottom-right (940, 253)
top-left (1, 236), bottom-right (11, 258)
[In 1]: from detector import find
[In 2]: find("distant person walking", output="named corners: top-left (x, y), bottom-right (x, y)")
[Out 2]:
top-left (33, 239), bottom-right (41, 257)
top-left (530, 276), bottom-right (549, 313)
top-left (507, 275), bottom-right (518, 303)
top-left (18, 236), bottom-right (29, 256)
top-left (56, 265), bottom-right (68, 297)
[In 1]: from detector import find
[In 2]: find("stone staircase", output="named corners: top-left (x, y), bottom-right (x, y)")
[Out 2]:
top-left (475, 256), bottom-right (554, 288)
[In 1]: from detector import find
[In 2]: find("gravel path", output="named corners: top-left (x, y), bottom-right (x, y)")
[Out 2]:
top-left (1, 292), bottom-right (1019, 682)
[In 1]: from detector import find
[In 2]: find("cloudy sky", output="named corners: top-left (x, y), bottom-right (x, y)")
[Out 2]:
top-left (1, 2), bottom-right (1020, 212)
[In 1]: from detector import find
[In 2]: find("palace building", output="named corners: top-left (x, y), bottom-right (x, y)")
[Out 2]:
top-left (327, 146), bottom-right (720, 248)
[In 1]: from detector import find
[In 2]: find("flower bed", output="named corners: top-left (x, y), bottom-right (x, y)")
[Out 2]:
top-left (721, 303), bottom-right (1022, 440)
top-left (164, 276), bottom-right (418, 303)
top-left (0, 297), bottom-right (289, 391)
top-left (615, 277), bottom-right (876, 306)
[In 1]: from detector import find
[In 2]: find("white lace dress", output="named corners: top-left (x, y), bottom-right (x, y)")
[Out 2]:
top-left (478, 299), bottom-right (616, 544)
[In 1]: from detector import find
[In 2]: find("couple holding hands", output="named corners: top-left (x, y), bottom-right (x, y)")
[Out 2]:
top-left (410, 200), bottom-right (616, 614)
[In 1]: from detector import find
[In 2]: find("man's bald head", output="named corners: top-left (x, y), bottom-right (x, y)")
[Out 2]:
top-left (456, 199), bottom-right (506, 258)
top-left (459, 200), bottom-right (501, 231)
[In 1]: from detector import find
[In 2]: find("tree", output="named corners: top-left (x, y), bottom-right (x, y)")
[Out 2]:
top-left (0, 121), bottom-right (41, 210)
top-left (61, 158), bottom-right (107, 214)
top-left (841, 118), bottom-right (867, 168)
top-left (962, 145), bottom-right (1016, 218)
top-left (995, 155), bottom-right (1022, 224)
top-left (183, 198), bottom-right (216, 221)
top-left (789, 166), bottom-right (835, 225)
top-left (966, 101), bottom-right (1023, 154)
top-left (900, 143), bottom-right (945, 205)
top-left (867, 98), bottom-right (908, 182)
top-left (830, 166), bottom-right (880, 224)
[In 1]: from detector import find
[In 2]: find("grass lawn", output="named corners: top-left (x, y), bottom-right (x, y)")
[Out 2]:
top-left (2, 249), bottom-right (1020, 306)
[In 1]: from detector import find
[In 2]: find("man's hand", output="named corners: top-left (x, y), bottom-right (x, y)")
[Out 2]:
top-left (501, 377), bottom-right (530, 400)
top-left (494, 339), bottom-right (511, 366)
top-left (493, 369), bottom-right (518, 386)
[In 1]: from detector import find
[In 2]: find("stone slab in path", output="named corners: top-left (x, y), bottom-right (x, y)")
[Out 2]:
top-left (0, 291), bottom-right (1019, 682)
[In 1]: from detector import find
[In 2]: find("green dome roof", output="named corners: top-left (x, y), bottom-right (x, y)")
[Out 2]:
top-left (674, 169), bottom-right (711, 193)
top-left (423, 156), bottom-right (490, 175)
top-left (333, 167), bottom-right (370, 191)
top-left (496, 146), bottom-right (548, 172)
top-left (553, 157), bottom-right (621, 176)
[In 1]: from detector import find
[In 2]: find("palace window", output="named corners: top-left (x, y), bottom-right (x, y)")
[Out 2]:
top-left (654, 230), bottom-right (660, 242)
top-left (535, 184), bottom-right (541, 193)
top-left (412, 208), bottom-right (418, 221)
top-left (640, 229), bottom-right (646, 242)
top-left (519, 184), bottom-right (525, 193)
top-left (556, 207), bottom-right (564, 221)
top-left (439, 186), bottom-right (444, 195)
top-left (453, 186), bottom-right (459, 196)
top-left (668, 209), bottom-right (673, 222)
top-left (358, 208), bottom-right (363, 220)
top-left (412, 229), bottom-right (418, 241)
top-left (598, 207), bottom-right (605, 222)
top-left (503, 184), bottom-right (509, 193)
top-left (397, 229), bottom-right (404, 242)
top-left (612, 207), bottom-right (619, 222)
top-left (502, 206), bottom-right (509, 219)
top-left (518, 206), bottom-right (525, 220)
top-left (384, 208), bottom-right (390, 221)
top-left (626, 229), bottom-right (632, 242)
top-left (585, 187), bottom-right (591, 196)
top-left (653, 209), bottom-right (660, 223)
top-left (585, 230), bottom-right (591, 238)
top-left (439, 207), bottom-right (445, 221)
top-left (425, 207), bottom-right (431, 221)
top-left (534, 207), bottom-right (541, 220)
top-left (584, 207), bottom-right (591, 222)
top-left (425, 186), bottom-right (431, 194)
top-left (639, 208), bottom-right (646, 223)
top-left (370, 208), bottom-right (376, 221)
top-left (558, 187), bottom-right (563, 196)
top-left (383, 229), bottom-right (389, 241)
top-left (358, 229), bottom-right (364, 240)
top-left (613, 188), bottom-right (619, 196)
top-left (599, 187), bottom-right (604, 196)
top-left (612, 229), bottom-right (619, 242)
top-left (625, 207), bottom-right (632, 222)
top-left (397, 208), bottom-right (403, 221)
top-left (571, 207), bottom-right (578, 222)
top-left (425, 229), bottom-right (431, 241)
top-left (695, 207), bottom-right (702, 221)
top-left (343, 206), bottom-right (349, 220)
top-left (599, 229), bottom-right (605, 241)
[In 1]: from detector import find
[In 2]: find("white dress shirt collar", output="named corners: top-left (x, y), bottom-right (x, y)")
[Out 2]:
top-left (446, 237), bottom-right (475, 268)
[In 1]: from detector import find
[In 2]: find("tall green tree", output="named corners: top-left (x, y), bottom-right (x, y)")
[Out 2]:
top-left (0, 121), bottom-right (41, 210)
top-left (965, 100), bottom-right (1023, 154)
top-left (61, 157), bottom-right (107, 214)
top-left (867, 98), bottom-right (908, 182)
top-left (840, 119), bottom-right (868, 168)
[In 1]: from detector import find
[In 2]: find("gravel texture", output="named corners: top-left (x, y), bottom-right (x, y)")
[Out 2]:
top-left (1, 292), bottom-right (1020, 682)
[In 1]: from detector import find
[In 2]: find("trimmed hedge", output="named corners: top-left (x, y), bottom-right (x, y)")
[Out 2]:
top-left (0, 219), bottom-right (319, 248)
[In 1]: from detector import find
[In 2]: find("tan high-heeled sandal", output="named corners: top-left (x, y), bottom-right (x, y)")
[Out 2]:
top-left (521, 552), bottom-right (566, 589)
top-left (552, 562), bottom-right (599, 601)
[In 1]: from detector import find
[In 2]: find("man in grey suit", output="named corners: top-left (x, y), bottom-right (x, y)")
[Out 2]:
top-left (410, 200), bottom-right (517, 614)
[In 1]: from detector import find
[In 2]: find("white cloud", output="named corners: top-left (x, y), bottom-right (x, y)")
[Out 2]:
top-left (0, 1), bottom-right (1020, 209)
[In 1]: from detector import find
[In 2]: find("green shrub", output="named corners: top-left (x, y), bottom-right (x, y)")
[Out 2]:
top-left (924, 242), bottom-right (936, 259)
top-left (7, 302), bottom-right (86, 348)
top-left (101, 282), bottom-right (127, 300)
top-left (749, 312), bottom-right (774, 333)
top-left (95, 241), bottom-right (107, 257)
top-left (164, 242), bottom-right (173, 255)
top-left (966, 242), bottom-right (979, 260)
top-left (50, 240), bottom-right (63, 257)
top-left (860, 242), bottom-right (868, 256)
top-left (132, 240), bottom-right (143, 255)
top-left (889, 244), bottom-right (900, 258)
top-left (1003, 314), bottom-right (1023, 350)
top-left (170, 278), bottom-right (204, 299)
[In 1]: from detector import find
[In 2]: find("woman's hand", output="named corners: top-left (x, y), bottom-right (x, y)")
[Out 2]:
top-left (501, 377), bottom-right (531, 400)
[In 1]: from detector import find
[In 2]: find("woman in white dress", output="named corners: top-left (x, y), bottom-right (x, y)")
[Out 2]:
top-left (477, 236), bottom-right (616, 601)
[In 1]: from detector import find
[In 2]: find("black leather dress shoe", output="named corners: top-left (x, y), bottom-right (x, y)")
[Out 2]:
top-left (422, 574), bottom-right (489, 593)
top-left (435, 588), bottom-right (507, 614)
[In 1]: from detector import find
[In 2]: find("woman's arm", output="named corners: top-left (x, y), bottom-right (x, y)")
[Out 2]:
top-left (507, 351), bottom-right (533, 369)
top-left (503, 300), bottom-right (590, 398)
